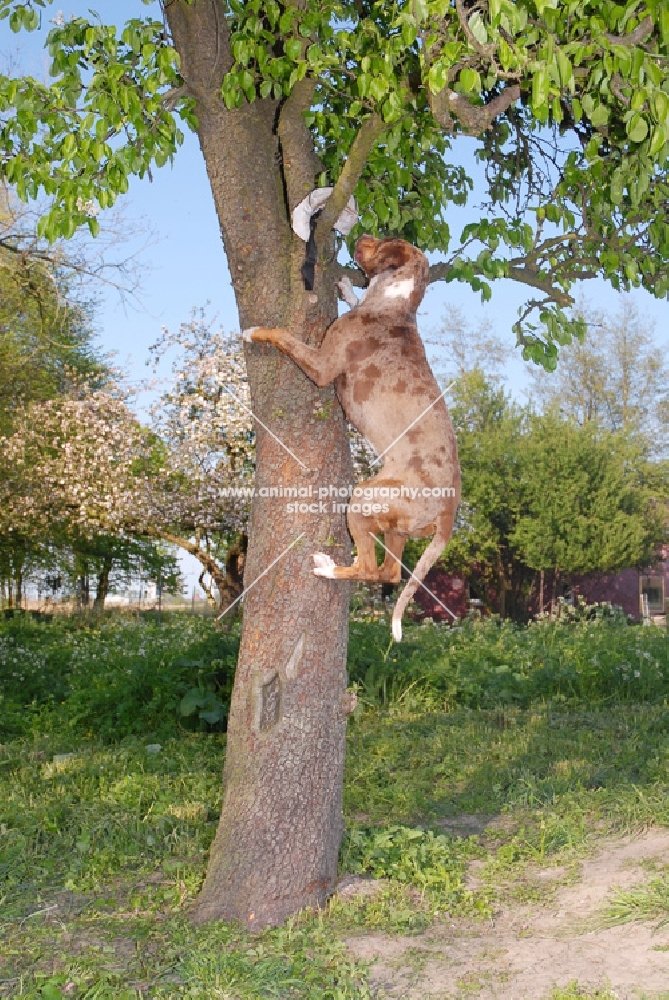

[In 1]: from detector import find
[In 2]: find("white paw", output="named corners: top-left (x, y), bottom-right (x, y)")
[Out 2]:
top-left (391, 617), bottom-right (402, 642)
top-left (313, 552), bottom-right (337, 578)
top-left (242, 326), bottom-right (260, 343)
top-left (336, 276), bottom-right (358, 309)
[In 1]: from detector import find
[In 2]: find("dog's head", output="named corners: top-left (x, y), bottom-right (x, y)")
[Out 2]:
top-left (354, 236), bottom-right (428, 281)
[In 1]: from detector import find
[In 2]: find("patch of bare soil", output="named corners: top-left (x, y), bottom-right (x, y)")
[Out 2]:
top-left (344, 828), bottom-right (669, 999)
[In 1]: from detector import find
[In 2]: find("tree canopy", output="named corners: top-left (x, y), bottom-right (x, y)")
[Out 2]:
top-left (1, 0), bottom-right (668, 366)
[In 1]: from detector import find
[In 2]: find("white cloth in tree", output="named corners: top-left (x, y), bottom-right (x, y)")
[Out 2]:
top-left (291, 187), bottom-right (359, 242)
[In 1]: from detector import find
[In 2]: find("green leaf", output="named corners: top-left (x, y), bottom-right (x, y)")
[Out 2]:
top-left (427, 61), bottom-right (448, 94)
top-left (413, 0), bottom-right (428, 21)
top-left (284, 37), bottom-right (302, 61)
top-left (382, 91), bottom-right (403, 122)
top-left (459, 68), bottom-right (481, 93)
top-left (589, 104), bottom-right (609, 127)
top-left (532, 67), bottom-right (549, 110)
top-left (200, 705), bottom-right (225, 725)
top-left (626, 113), bottom-right (648, 143)
top-left (369, 76), bottom-right (388, 102)
top-left (649, 125), bottom-right (666, 157)
top-left (278, 7), bottom-right (295, 32)
top-left (556, 49), bottom-right (572, 89)
top-left (41, 986), bottom-right (64, 1000)
top-left (652, 91), bottom-right (669, 127)
top-left (535, 0), bottom-right (558, 13)
top-left (610, 169), bottom-right (625, 205)
top-left (468, 12), bottom-right (488, 46)
top-left (62, 134), bottom-right (76, 159)
top-left (179, 688), bottom-right (204, 717)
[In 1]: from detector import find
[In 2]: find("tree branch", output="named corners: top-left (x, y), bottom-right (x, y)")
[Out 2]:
top-left (604, 15), bottom-right (653, 47)
top-left (277, 78), bottom-right (321, 214)
top-left (609, 72), bottom-right (631, 106)
top-left (145, 525), bottom-right (226, 593)
top-left (162, 0), bottom-right (233, 104)
top-left (454, 0), bottom-right (496, 58)
top-left (334, 262), bottom-right (367, 287)
top-left (314, 113), bottom-right (385, 245)
top-left (507, 265), bottom-right (573, 306)
top-left (429, 84), bottom-right (521, 135)
top-left (427, 261), bottom-right (454, 283)
top-left (426, 258), bottom-right (573, 307)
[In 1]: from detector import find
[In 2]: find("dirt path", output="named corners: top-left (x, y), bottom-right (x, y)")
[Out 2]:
top-left (344, 829), bottom-right (669, 999)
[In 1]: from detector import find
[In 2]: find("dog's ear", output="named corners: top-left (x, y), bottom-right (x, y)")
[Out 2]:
top-left (367, 239), bottom-right (412, 276)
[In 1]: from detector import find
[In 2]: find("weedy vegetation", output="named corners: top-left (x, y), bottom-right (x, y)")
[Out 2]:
top-left (1, 608), bottom-right (668, 997)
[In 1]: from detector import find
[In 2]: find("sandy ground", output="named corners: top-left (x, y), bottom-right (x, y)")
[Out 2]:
top-left (343, 828), bottom-right (669, 999)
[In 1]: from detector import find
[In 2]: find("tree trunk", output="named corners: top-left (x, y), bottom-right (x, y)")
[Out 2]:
top-left (93, 556), bottom-right (113, 611)
top-left (151, 529), bottom-right (230, 609)
top-left (78, 573), bottom-right (89, 610)
top-left (539, 569), bottom-right (545, 614)
top-left (217, 534), bottom-right (248, 613)
top-left (166, 3), bottom-right (355, 928)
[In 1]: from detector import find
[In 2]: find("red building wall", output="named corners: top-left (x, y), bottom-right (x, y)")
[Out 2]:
top-left (409, 545), bottom-right (669, 623)
top-left (409, 569), bottom-right (470, 622)
top-left (574, 544), bottom-right (668, 620)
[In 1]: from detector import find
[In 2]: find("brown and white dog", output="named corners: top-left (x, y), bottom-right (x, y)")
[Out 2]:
top-left (243, 235), bottom-right (461, 640)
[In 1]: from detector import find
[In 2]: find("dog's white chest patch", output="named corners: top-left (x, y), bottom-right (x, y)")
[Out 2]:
top-left (384, 277), bottom-right (414, 299)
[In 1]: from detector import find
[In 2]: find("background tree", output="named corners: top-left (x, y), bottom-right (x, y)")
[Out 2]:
top-left (529, 299), bottom-right (669, 451)
top-left (443, 370), bottom-right (532, 617)
top-left (510, 411), bottom-right (666, 605)
top-left (2, 0), bottom-right (669, 927)
top-left (438, 363), bottom-right (667, 619)
top-left (147, 313), bottom-right (254, 607)
top-left (427, 305), bottom-right (507, 384)
top-left (0, 385), bottom-right (146, 605)
top-left (0, 310), bottom-right (260, 607)
top-left (0, 192), bottom-right (110, 602)
top-left (0, 187), bottom-right (109, 436)
top-left (66, 534), bottom-right (181, 611)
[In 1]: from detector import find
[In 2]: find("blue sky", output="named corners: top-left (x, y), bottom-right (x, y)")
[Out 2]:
top-left (3, 1), bottom-right (668, 594)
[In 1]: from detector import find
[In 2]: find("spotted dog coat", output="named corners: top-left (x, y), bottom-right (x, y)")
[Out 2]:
top-left (243, 236), bottom-right (461, 640)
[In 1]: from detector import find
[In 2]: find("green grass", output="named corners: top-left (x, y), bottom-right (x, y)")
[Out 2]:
top-left (1, 610), bottom-right (668, 997)
top-left (605, 869), bottom-right (669, 928)
top-left (543, 987), bottom-right (620, 1000)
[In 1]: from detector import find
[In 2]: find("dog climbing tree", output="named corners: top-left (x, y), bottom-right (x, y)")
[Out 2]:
top-left (1, 0), bottom-right (668, 928)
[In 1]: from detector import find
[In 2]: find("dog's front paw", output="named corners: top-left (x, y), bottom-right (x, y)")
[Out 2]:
top-left (313, 552), bottom-right (337, 578)
top-left (242, 326), bottom-right (260, 343)
top-left (336, 277), bottom-right (358, 309)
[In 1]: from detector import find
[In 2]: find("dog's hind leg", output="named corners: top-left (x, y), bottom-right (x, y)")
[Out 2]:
top-left (314, 510), bottom-right (381, 581)
top-left (377, 532), bottom-right (405, 584)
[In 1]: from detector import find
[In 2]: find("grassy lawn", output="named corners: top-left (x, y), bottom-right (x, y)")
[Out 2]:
top-left (1, 610), bottom-right (668, 998)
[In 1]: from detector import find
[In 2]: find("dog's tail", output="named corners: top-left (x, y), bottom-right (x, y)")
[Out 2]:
top-left (391, 515), bottom-right (453, 642)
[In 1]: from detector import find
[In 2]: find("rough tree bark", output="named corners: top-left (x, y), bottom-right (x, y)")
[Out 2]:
top-left (165, 2), bottom-right (358, 928)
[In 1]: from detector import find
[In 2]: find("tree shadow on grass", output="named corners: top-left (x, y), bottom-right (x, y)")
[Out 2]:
top-left (344, 703), bottom-right (669, 842)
